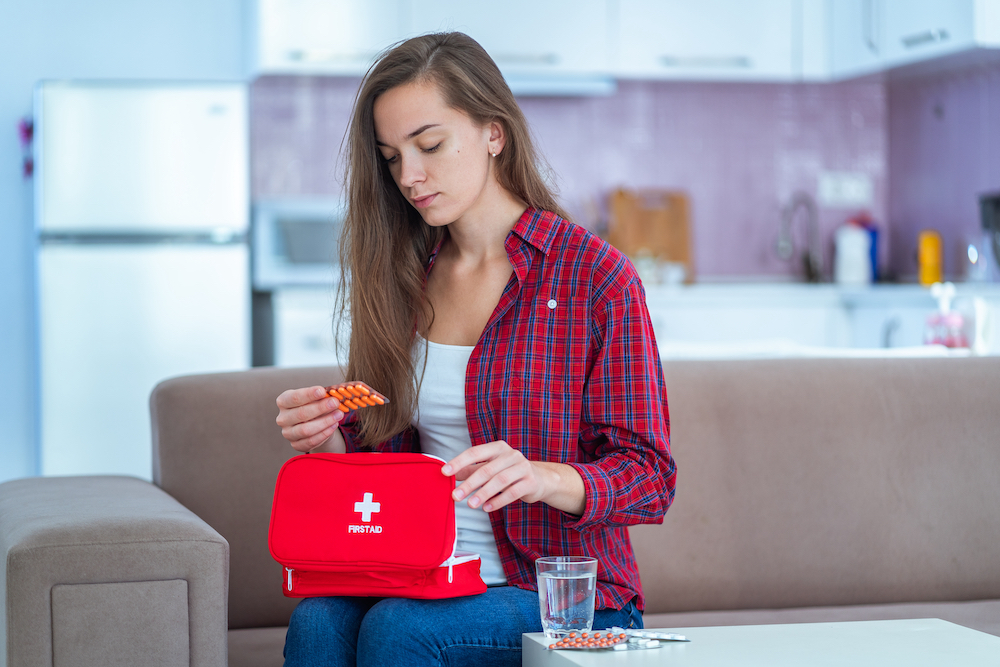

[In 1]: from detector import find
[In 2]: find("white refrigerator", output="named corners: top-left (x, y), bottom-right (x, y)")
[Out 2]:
top-left (34, 81), bottom-right (251, 479)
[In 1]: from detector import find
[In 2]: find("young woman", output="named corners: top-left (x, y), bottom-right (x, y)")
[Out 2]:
top-left (274, 32), bottom-right (675, 667)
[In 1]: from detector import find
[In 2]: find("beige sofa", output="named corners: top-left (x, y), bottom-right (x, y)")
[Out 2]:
top-left (3, 357), bottom-right (999, 666)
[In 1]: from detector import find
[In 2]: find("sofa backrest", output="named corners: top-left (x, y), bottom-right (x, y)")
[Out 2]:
top-left (631, 357), bottom-right (1000, 615)
top-left (151, 365), bottom-right (343, 629)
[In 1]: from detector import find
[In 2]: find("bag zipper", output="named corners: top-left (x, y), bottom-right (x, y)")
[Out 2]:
top-left (286, 567), bottom-right (294, 592)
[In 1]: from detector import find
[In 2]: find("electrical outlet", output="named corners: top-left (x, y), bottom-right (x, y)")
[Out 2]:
top-left (817, 172), bottom-right (873, 208)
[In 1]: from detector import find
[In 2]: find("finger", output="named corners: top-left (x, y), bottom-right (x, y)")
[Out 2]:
top-left (442, 441), bottom-right (506, 477)
top-left (289, 422), bottom-right (340, 453)
top-left (465, 459), bottom-right (531, 509)
top-left (276, 386), bottom-right (329, 410)
top-left (480, 479), bottom-right (535, 513)
top-left (276, 394), bottom-right (341, 428)
top-left (282, 408), bottom-right (344, 443)
top-left (454, 448), bottom-right (524, 502)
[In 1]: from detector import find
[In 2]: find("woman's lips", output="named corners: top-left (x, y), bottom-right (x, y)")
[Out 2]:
top-left (412, 193), bottom-right (437, 209)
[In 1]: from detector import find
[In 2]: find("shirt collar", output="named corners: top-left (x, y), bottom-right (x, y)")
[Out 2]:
top-left (425, 207), bottom-right (561, 270)
top-left (509, 207), bottom-right (560, 257)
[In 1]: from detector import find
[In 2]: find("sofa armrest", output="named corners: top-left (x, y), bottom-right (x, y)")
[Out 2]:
top-left (1, 475), bottom-right (229, 667)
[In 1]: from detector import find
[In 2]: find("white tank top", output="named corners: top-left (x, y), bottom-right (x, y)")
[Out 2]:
top-left (413, 336), bottom-right (508, 586)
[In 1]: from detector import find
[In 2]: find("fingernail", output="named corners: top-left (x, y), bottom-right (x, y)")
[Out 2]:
top-left (441, 464), bottom-right (452, 475)
top-left (327, 398), bottom-right (338, 409)
top-left (468, 496), bottom-right (480, 508)
top-left (453, 489), bottom-right (464, 500)
top-left (483, 503), bottom-right (492, 511)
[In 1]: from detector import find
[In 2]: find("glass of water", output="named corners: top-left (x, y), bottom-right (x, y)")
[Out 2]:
top-left (535, 556), bottom-right (598, 639)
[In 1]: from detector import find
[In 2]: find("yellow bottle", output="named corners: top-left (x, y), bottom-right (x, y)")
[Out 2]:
top-left (918, 230), bottom-right (943, 286)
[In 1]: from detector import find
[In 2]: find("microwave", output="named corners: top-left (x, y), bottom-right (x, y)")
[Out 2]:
top-left (252, 198), bottom-right (344, 289)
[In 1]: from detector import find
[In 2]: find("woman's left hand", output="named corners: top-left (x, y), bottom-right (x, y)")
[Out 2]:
top-left (442, 440), bottom-right (585, 515)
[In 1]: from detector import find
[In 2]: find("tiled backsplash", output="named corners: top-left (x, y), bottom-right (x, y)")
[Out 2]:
top-left (251, 76), bottom-right (889, 280)
top-left (888, 63), bottom-right (1000, 282)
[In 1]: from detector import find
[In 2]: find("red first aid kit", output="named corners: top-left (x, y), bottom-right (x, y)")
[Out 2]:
top-left (268, 452), bottom-right (487, 599)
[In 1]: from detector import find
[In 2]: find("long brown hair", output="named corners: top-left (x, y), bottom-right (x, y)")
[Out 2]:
top-left (337, 32), bottom-right (567, 448)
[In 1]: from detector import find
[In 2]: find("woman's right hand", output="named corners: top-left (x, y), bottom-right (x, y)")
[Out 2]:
top-left (275, 386), bottom-right (347, 453)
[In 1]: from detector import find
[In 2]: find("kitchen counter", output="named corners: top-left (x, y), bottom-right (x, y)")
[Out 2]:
top-left (643, 282), bottom-right (1000, 357)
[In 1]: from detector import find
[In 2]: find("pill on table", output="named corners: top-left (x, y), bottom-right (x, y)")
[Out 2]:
top-left (613, 644), bottom-right (628, 651)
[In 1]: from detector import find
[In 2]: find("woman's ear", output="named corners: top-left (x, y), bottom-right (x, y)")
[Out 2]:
top-left (488, 120), bottom-right (506, 157)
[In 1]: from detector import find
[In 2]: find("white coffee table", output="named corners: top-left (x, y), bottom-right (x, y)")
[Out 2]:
top-left (522, 618), bottom-right (1000, 666)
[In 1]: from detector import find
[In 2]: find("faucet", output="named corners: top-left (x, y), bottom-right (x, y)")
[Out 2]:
top-left (777, 191), bottom-right (821, 282)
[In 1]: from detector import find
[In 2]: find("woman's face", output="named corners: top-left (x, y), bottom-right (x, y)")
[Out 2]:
top-left (373, 79), bottom-right (499, 227)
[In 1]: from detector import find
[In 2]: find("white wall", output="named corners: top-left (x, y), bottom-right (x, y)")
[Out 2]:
top-left (0, 0), bottom-right (246, 483)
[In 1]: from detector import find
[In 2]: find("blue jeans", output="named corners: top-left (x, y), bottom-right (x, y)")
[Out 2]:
top-left (283, 586), bottom-right (643, 667)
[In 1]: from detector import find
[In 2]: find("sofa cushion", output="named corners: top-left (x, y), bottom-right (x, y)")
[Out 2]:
top-left (228, 626), bottom-right (288, 667)
top-left (52, 580), bottom-right (189, 667)
top-left (633, 357), bottom-right (1000, 614)
top-left (642, 598), bottom-right (1000, 637)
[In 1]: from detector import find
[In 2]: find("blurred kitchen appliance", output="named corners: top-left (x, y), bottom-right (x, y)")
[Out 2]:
top-left (608, 189), bottom-right (693, 284)
top-left (252, 198), bottom-right (343, 290)
top-left (34, 81), bottom-right (251, 479)
top-left (981, 192), bottom-right (1000, 280)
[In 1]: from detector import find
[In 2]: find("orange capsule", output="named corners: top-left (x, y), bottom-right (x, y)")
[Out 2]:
top-left (357, 384), bottom-right (371, 396)
top-left (331, 388), bottom-right (349, 400)
top-left (371, 395), bottom-right (385, 405)
top-left (619, 633), bottom-right (627, 639)
top-left (347, 385), bottom-right (363, 397)
top-left (581, 632), bottom-right (588, 638)
top-left (337, 404), bottom-right (350, 413)
top-left (359, 396), bottom-right (375, 406)
top-left (343, 399), bottom-right (359, 410)
top-left (568, 633), bottom-right (576, 638)
top-left (548, 644), bottom-right (556, 650)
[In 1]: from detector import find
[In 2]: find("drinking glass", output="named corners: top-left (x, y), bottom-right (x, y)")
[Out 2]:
top-left (535, 556), bottom-right (598, 639)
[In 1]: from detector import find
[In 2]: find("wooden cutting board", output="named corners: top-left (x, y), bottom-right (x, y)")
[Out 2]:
top-left (608, 188), bottom-right (694, 283)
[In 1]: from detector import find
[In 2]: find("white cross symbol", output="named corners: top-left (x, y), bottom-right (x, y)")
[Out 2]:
top-left (354, 492), bottom-right (381, 522)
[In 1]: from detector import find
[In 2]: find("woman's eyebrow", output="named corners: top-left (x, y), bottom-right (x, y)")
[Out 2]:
top-left (375, 124), bottom-right (441, 147)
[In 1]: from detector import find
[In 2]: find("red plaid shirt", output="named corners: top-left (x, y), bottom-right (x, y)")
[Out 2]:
top-left (342, 208), bottom-right (675, 611)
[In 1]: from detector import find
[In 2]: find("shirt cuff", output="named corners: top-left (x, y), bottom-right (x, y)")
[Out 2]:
top-left (562, 462), bottom-right (614, 531)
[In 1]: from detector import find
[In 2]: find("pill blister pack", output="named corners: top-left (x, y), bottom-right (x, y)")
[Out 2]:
top-left (326, 382), bottom-right (389, 412)
top-left (546, 628), bottom-right (689, 651)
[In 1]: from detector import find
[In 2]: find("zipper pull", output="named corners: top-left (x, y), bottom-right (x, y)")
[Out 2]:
top-left (285, 567), bottom-right (294, 592)
top-left (448, 560), bottom-right (454, 583)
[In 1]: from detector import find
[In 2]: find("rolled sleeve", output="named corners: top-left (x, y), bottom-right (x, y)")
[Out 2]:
top-left (571, 280), bottom-right (676, 531)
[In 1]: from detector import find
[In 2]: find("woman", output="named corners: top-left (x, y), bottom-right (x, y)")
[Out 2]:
top-left (275, 32), bottom-right (675, 666)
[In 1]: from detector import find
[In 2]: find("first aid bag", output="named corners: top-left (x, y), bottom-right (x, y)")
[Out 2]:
top-left (268, 452), bottom-right (487, 599)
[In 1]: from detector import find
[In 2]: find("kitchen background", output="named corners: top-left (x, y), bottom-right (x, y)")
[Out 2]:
top-left (2, 0), bottom-right (999, 483)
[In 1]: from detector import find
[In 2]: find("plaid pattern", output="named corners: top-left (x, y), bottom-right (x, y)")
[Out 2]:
top-left (343, 208), bottom-right (675, 610)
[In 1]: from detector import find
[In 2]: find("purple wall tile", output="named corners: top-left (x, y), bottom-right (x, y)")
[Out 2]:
top-left (887, 63), bottom-right (1000, 281)
top-left (252, 76), bottom-right (887, 280)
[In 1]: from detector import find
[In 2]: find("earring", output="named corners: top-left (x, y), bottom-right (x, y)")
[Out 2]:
top-left (491, 151), bottom-right (497, 157)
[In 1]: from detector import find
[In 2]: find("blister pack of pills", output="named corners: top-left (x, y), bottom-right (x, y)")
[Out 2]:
top-left (546, 628), bottom-right (689, 651)
top-left (325, 382), bottom-right (389, 412)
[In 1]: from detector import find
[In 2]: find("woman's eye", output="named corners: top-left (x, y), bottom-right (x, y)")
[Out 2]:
top-left (383, 154), bottom-right (399, 165)
top-left (423, 142), bottom-right (442, 153)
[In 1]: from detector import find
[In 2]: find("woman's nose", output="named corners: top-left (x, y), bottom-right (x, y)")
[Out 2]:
top-left (398, 153), bottom-right (424, 188)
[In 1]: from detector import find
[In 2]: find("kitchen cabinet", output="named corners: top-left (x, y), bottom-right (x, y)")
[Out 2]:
top-left (615, 0), bottom-right (797, 81)
top-left (252, 0), bottom-right (409, 75)
top-left (828, 0), bottom-right (993, 80)
top-left (829, 0), bottom-right (883, 78)
top-left (880, 0), bottom-right (977, 67)
top-left (273, 288), bottom-right (344, 367)
top-left (408, 0), bottom-right (612, 77)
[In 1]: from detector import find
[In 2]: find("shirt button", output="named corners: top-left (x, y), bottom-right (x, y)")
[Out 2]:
top-left (547, 299), bottom-right (557, 310)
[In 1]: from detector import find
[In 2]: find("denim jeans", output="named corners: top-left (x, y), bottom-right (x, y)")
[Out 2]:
top-left (283, 585), bottom-right (643, 667)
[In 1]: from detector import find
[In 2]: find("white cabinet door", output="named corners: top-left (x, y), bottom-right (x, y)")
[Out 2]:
top-left (254, 0), bottom-right (409, 75)
top-left (828, 0), bottom-right (883, 79)
top-left (407, 0), bottom-right (611, 76)
top-left (616, 0), bottom-right (796, 80)
top-left (273, 288), bottom-right (345, 368)
top-left (880, 0), bottom-right (976, 66)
